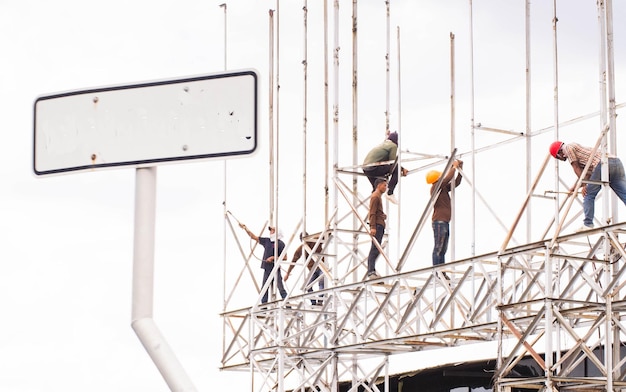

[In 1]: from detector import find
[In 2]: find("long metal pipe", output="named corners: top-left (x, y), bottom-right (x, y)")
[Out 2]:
top-left (332, 0), bottom-right (340, 289)
top-left (606, 0), bottom-right (618, 222)
top-left (328, 2), bottom-right (338, 386)
top-left (323, 0), bottom-right (330, 224)
top-left (219, 2), bottom-right (228, 300)
top-left (604, 3), bottom-right (619, 387)
top-left (598, 4), bottom-right (611, 389)
top-left (551, 0), bottom-right (561, 241)
top-left (524, 0), bottom-right (532, 244)
top-left (554, 0), bottom-right (566, 371)
top-left (275, 3), bottom-right (285, 389)
top-left (397, 25), bottom-right (402, 265)
top-left (385, 1), bottom-right (390, 135)
top-left (275, 0), bottom-right (281, 239)
top-left (396, 25), bottom-right (401, 138)
top-left (267, 8), bottom-right (276, 306)
top-left (450, 31), bottom-right (456, 261)
top-left (131, 167), bottom-right (196, 392)
top-left (468, 0), bottom-right (476, 257)
top-left (331, 14), bottom-right (341, 392)
top-left (386, 0), bottom-right (401, 265)
top-left (352, 0), bottom-right (359, 276)
top-left (218, 2), bottom-right (229, 386)
top-left (303, 0), bottom-right (309, 236)
top-left (597, 2), bottom-right (616, 389)
top-left (597, 0), bottom-right (610, 231)
top-left (546, 1), bottom-right (561, 379)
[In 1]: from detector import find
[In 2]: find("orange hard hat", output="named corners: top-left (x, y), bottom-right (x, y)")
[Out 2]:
top-left (549, 141), bottom-right (564, 158)
top-left (426, 170), bottom-right (441, 184)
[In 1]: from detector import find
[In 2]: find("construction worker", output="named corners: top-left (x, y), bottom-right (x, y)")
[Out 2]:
top-left (366, 178), bottom-right (388, 280)
top-left (426, 159), bottom-right (463, 267)
top-left (362, 131), bottom-right (408, 205)
top-left (240, 223), bottom-right (288, 303)
top-left (284, 231), bottom-right (329, 305)
top-left (550, 141), bottom-right (626, 230)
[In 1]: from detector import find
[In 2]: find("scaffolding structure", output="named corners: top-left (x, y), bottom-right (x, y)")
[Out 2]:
top-left (220, 1), bottom-right (626, 391)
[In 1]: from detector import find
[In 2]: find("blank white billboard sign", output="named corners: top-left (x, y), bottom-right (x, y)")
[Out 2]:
top-left (34, 70), bottom-right (258, 176)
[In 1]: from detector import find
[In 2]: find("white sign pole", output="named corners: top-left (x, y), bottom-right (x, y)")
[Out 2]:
top-left (131, 166), bottom-right (197, 391)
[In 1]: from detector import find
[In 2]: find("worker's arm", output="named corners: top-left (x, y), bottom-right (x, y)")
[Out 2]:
top-left (239, 223), bottom-right (259, 242)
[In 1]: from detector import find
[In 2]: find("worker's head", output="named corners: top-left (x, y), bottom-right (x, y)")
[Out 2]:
top-left (268, 226), bottom-right (283, 241)
top-left (426, 170), bottom-right (441, 184)
top-left (374, 178), bottom-right (388, 191)
top-left (300, 231), bottom-right (309, 241)
top-left (387, 131), bottom-right (398, 145)
top-left (549, 141), bottom-right (566, 161)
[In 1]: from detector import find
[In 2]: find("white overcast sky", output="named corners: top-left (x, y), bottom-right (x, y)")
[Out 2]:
top-left (1, 1), bottom-right (625, 391)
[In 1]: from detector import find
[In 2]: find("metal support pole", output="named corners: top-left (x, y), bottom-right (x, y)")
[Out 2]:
top-left (275, 0), bottom-right (282, 238)
top-left (332, 0), bottom-right (340, 289)
top-left (131, 167), bottom-right (197, 392)
top-left (385, 0), bottom-right (390, 136)
top-left (545, 248), bottom-right (554, 389)
top-left (303, 0), bottom-right (309, 235)
top-left (450, 31), bottom-right (456, 261)
top-left (606, 0), bottom-right (618, 223)
top-left (468, 0), bottom-right (476, 256)
top-left (597, 0), bottom-right (610, 229)
top-left (605, 1), bottom-right (619, 385)
top-left (323, 0), bottom-right (330, 224)
top-left (218, 3), bottom-right (231, 386)
top-left (351, 0), bottom-right (360, 278)
top-left (524, 0), bottom-right (532, 244)
top-left (269, 9), bottom-right (276, 228)
top-left (551, 0), bottom-right (561, 243)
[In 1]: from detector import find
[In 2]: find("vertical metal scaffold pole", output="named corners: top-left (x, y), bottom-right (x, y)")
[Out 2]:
top-left (302, 0), bottom-right (309, 235)
top-left (524, 0), bottom-right (532, 244)
top-left (450, 31), bottom-right (456, 262)
top-left (468, 0), bottom-right (476, 257)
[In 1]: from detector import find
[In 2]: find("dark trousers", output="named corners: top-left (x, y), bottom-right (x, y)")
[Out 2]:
top-left (307, 268), bottom-right (325, 304)
top-left (432, 221), bottom-right (450, 266)
top-left (364, 164), bottom-right (399, 194)
top-left (367, 224), bottom-right (385, 273)
top-left (261, 267), bottom-right (287, 303)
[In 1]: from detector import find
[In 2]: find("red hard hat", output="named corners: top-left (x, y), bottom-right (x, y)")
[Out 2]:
top-left (549, 141), bottom-right (564, 158)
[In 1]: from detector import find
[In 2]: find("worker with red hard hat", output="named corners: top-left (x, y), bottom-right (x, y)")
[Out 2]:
top-left (549, 140), bottom-right (626, 230)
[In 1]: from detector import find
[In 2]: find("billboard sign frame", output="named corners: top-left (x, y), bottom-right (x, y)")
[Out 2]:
top-left (33, 69), bottom-right (259, 176)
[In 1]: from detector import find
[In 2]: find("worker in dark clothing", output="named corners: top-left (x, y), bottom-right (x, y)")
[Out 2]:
top-left (426, 159), bottom-right (463, 266)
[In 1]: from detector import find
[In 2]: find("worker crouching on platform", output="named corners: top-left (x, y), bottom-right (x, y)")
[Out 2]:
top-left (362, 131), bottom-right (408, 205)
top-left (550, 141), bottom-right (626, 231)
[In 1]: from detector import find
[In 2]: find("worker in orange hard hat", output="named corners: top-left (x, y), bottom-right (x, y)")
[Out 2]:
top-left (549, 140), bottom-right (626, 231)
top-left (427, 159), bottom-right (463, 269)
top-left (426, 170), bottom-right (442, 185)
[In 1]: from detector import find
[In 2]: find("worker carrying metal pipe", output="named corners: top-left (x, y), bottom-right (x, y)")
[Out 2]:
top-left (426, 159), bottom-right (463, 270)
